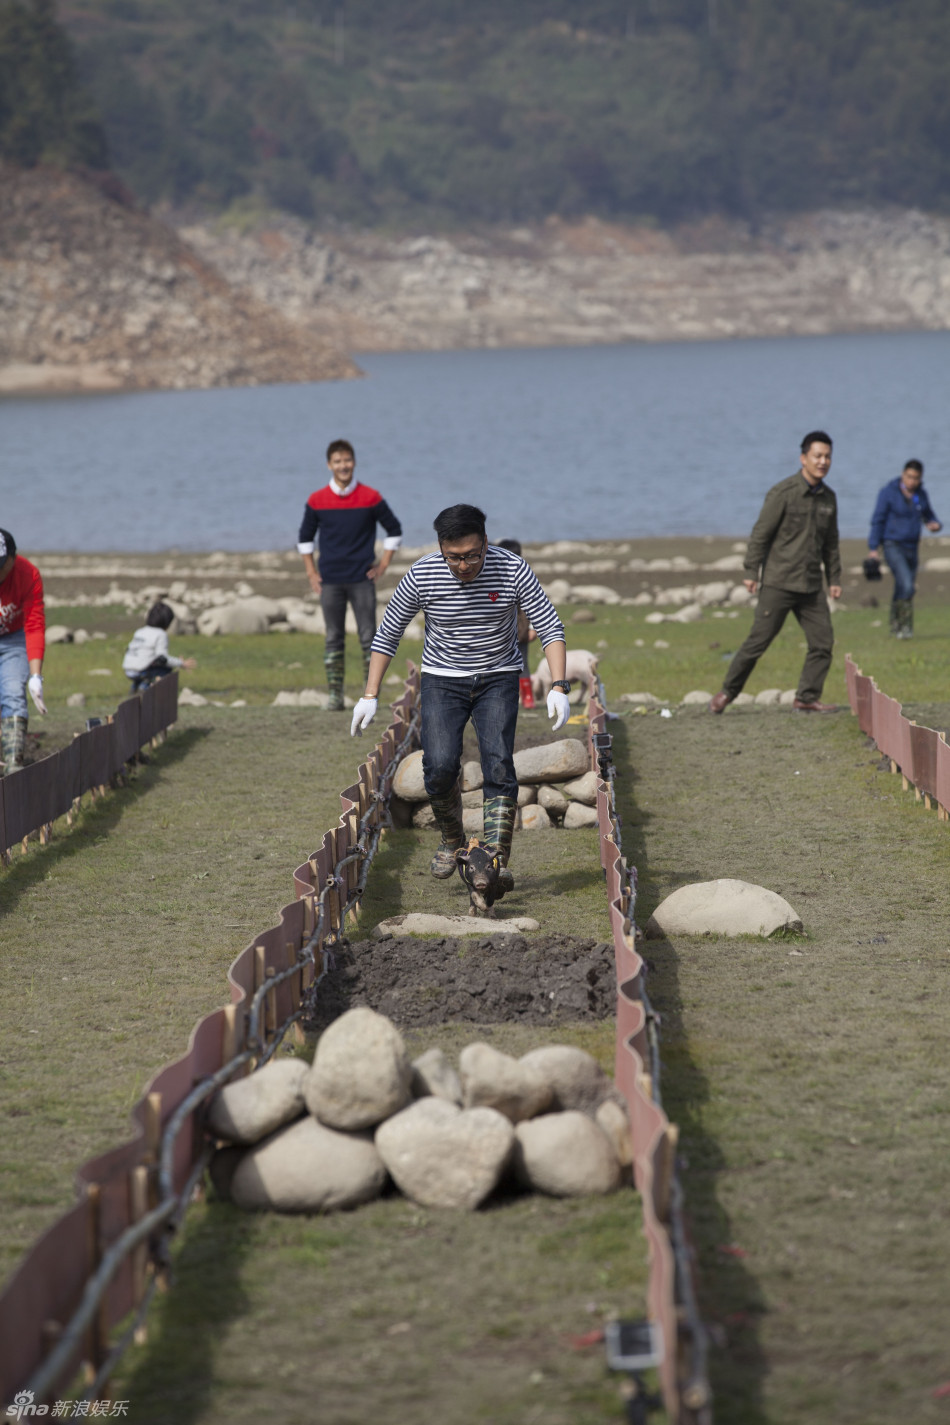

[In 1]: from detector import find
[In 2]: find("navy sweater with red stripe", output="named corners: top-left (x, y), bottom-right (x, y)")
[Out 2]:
top-left (297, 482), bottom-right (403, 583)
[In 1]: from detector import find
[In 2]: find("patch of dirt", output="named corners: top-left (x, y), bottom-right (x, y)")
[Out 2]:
top-left (306, 934), bottom-right (617, 1032)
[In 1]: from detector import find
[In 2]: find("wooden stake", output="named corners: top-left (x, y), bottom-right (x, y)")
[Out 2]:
top-left (652, 1124), bottom-right (679, 1225)
top-left (264, 967), bottom-right (277, 1037)
top-left (130, 1165), bottom-right (150, 1337)
top-left (221, 1003), bottom-right (239, 1063)
top-left (254, 944), bottom-right (266, 991)
top-left (924, 793), bottom-right (932, 810)
top-left (85, 1184), bottom-right (107, 1377)
top-left (890, 759), bottom-right (898, 775)
top-left (144, 1092), bottom-right (162, 1164)
top-left (284, 941), bottom-right (301, 1012)
top-left (902, 774), bottom-right (909, 791)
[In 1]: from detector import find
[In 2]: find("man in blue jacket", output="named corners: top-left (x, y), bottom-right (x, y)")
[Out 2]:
top-left (867, 460), bottom-right (942, 639)
top-left (298, 439), bottom-right (403, 709)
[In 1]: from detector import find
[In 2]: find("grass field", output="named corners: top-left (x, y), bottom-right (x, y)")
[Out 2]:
top-left (2, 548), bottom-right (949, 1422)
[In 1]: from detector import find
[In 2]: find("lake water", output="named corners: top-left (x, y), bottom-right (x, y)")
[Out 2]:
top-left (5, 330), bottom-right (949, 550)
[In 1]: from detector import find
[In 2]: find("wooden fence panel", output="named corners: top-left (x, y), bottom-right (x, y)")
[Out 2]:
top-left (936, 736), bottom-right (950, 813)
top-left (112, 696), bottom-right (141, 770)
top-left (854, 674), bottom-right (874, 736)
top-left (2, 757), bottom-right (58, 846)
top-left (910, 724), bottom-right (939, 799)
top-left (79, 720), bottom-right (114, 794)
top-left (138, 681), bottom-right (160, 745)
top-left (151, 670), bottom-right (179, 736)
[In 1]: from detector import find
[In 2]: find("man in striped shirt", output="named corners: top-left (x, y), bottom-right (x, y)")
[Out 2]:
top-left (350, 504), bottom-right (571, 890)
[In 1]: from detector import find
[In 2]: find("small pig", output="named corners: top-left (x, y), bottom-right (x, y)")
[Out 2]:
top-left (456, 838), bottom-right (511, 918)
top-left (532, 648), bottom-right (599, 703)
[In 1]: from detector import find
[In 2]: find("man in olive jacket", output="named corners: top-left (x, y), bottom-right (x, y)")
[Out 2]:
top-left (709, 431), bottom-right (842, 714)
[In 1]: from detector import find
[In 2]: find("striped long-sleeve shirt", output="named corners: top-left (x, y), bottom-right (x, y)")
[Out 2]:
top-left (371, 545), bottom-right (565, 676)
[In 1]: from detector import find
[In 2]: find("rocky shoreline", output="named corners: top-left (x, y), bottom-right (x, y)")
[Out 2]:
top-left (0, 165), bottom-right (358, 396)
top-left (178, 207), bottom-right (950, 354)
top-left (4, 169), bottom-right (950, 398)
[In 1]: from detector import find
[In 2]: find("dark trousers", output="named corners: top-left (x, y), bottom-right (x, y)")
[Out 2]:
top-left (129, 658), bottom-right (173, 693)
top-left (421, 671), bottom-right (520, 802)
top-left (320, 580), bottom-right (377, 656)
top-left (883, 540), bottom-right (918, 604)
top-left (723, 585), bottom-right (834, 703)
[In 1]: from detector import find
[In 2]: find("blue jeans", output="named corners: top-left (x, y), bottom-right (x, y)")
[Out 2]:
top-left (883, 540), bottom-right (918, 603)
top-left (320, 580), bottom-right (377, 656)
top-left (0, 630), bottom-right (28, 718)
top-left (129, 658), bottom-right (174, 693)
top-left (421, 671), bottom-right (520, 801)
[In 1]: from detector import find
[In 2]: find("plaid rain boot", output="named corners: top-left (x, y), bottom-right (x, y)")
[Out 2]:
top-left (0, 715), bottom-right (27, 775)
top-left (482, 794), bottom-right (517, 894)
top-left (429, 782), bottom-right (465, 879)
top-left (324, 650), bottom-right (345, 710)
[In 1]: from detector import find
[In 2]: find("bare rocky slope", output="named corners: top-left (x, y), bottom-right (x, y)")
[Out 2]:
top-left (0, 165), bottom-right (358, 395)
top-left (178, 208), bottom-right (950, 353)
top-left (5, 169), bottom-right (950, 399)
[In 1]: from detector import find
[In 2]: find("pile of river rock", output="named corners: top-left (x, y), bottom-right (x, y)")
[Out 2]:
top-left (389, 740), bottom-right (599, 832)
top-left (209, 1007), bottom-right (632, 1213)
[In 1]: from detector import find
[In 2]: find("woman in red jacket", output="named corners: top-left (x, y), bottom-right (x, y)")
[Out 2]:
top-left (0, 529), bottom-right (47, 774)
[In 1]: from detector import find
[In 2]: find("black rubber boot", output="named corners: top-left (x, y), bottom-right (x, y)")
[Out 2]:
top-left (429, 782), bottom-right (465, 878)
top-left (482, 794), bottom-right (517, 893)
top-left (0, 715), bottom-right (27, 774)
top-left (324, 650), bottom-right (345, 710)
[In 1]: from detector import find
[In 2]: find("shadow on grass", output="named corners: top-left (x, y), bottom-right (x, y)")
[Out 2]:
top-left (611, 719), bottom-right (768, 1425)
top-left (118, 1200), bottom-right (254, 1423)
top-left (351, 826), bottom-right (425, 928)
top-left (531, 865), bottom-right (604, 899)
top-left (0, 728), bottom-right (210, 919)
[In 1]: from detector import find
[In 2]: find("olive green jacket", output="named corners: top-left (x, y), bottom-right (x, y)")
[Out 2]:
top-left (743, 473), bottom-right (842, 593)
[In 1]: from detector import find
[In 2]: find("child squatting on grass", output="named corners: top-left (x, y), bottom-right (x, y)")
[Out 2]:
top-left (122, 600), bottom-right (197, 693)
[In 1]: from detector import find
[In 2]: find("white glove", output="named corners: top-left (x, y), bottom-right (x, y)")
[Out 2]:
top-left (350, 696), bottom-right (378, 737)
top-left (547, 688), bottom-right (570, 732)
top-left (28, 674), bottom-right (47, 715)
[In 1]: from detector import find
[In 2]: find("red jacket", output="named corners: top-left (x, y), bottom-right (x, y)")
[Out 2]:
top-left (0, 556), bottom-right (45, 662)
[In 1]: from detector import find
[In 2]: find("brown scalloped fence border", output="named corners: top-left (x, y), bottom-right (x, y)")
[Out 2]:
top-left (846, 655), bottom-right (950, 818)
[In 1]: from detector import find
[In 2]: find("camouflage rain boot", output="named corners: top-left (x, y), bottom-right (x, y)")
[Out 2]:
top-left (0, 716), bottom-right (27, 775)
top-left (324, 649), bottom-right (345, 710)
top-left (889, 600), bottom-right (900, 635)
top-left (482, 794), bottom-right (517, 894)
top-left (362, 646), bottom-right (373, 686)
top-left (894, 599), bottom-right (914, 639)
top-left (429, 782), bottom-right (465, 879)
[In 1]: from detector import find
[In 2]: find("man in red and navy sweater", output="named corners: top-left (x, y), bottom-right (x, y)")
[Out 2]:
top-left (0, 528), bottom-right (47, 774)
top-left (297, 439), bottom-right (403, 710)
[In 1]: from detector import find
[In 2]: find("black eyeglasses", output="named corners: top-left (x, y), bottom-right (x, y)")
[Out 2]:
top-left (442, 543), bottom-right (485, 566)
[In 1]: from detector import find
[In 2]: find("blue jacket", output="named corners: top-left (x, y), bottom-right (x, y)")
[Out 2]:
top-left (868, 478), bottom-right (939, 549)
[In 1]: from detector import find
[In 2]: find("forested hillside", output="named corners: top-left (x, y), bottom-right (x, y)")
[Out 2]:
top-left (0, 0), bottom-right (106, 168)
top-left (53, 0), bottom-right (950, 228)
